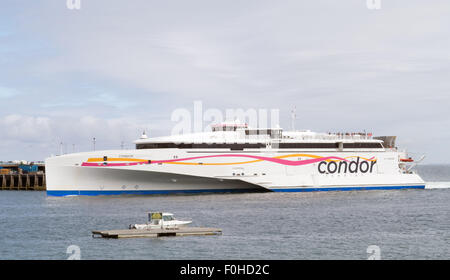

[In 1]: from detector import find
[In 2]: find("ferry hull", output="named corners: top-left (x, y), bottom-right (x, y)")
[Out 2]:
top-left (47, 184), bottom-right (426, 196)
top-left (45, 165), bottom-right (264, 196)
top-left (45, 150), bottom-right (426, 197)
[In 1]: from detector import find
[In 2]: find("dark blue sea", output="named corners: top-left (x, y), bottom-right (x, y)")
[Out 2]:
top-left (0, 165), bottom-right (449, 259)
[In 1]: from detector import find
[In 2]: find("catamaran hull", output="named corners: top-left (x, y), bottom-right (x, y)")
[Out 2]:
top-left (45, 165), bottom-right (264, 196)
top-left (45, 150), bottom-right (425, 196)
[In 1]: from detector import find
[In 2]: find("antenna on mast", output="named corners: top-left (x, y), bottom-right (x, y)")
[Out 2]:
top-left (290, 106), bottom-right (297, 131)
top-left (140, 130), bottom-right (148, 139)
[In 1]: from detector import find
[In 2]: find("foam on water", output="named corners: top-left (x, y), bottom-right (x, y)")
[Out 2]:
top-left (426, 182), bottom-right (450, 189)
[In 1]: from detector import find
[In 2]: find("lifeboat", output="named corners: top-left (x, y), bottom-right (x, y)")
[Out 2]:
top-left (400, 158), bottom-right (414, 162)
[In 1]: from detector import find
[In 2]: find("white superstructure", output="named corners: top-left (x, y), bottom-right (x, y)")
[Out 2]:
top-left (45, 122), bottom-right (425, 196)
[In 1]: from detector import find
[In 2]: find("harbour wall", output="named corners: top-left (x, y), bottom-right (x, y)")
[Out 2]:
top-left (0, 162), bottom-right (46, 191)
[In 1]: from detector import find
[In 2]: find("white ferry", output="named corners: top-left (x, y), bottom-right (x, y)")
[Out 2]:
top-left (45, 122), bottom-right (425, 196)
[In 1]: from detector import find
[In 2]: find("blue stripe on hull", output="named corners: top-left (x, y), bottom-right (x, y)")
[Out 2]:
top-left (272, 185), bottom-right (426, 192)
top-left (46, 188), bottom-right (263, 197)
top-left (47, 185), bottom-right (425, 196)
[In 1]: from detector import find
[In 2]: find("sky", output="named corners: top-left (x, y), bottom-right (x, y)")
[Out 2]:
top-left (0, 0), bottom-right (449, 163)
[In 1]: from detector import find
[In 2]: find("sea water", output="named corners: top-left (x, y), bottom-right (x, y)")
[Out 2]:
top-left (0, 165), bottom-right (449, 259)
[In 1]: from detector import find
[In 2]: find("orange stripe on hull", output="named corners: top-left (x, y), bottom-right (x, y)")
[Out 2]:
top-left (86, 154), bottom-right (376, 166)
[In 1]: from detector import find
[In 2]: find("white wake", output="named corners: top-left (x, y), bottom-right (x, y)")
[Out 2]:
top-left (425, 182), bottom-right (450, 189)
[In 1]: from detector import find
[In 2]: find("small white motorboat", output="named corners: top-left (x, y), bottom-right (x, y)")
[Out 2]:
top-left (129, 212), bottom-right (192, 230)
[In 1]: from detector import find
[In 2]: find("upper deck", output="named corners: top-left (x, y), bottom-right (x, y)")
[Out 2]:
top-left (134, 122), bottom-right (387, 151)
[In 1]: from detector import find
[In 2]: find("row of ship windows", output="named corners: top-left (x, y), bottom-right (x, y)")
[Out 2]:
top-left (136, 142), bottom-right (383, 150)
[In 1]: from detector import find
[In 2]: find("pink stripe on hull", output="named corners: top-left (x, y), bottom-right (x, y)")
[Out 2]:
top-left (81, 154), bottom-right (358, 167)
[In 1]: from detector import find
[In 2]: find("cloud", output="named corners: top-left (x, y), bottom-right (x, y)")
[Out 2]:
top-left (0, 114), bottom-right (166, 160)
top-left (0, 1), bottom-right (450, 162)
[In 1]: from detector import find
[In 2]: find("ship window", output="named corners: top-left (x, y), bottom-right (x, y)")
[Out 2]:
top-left (136, 142), bottom-right (379, 149)
top-left (273, 142), bottom-right (383, 149)
top-left (278, 143), bottom-right (339, 149)
top-left (245, 129), bottom-right (282, 138)
top-left (136, 142), bottom-right (266, 149)
top-left (343, 143), bottom-right (383, 149)
top-left (212, 126), bottom-right (239, 132)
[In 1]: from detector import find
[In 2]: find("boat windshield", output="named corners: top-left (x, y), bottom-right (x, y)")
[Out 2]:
top-left (163, 215), bottom-right (174, 221)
